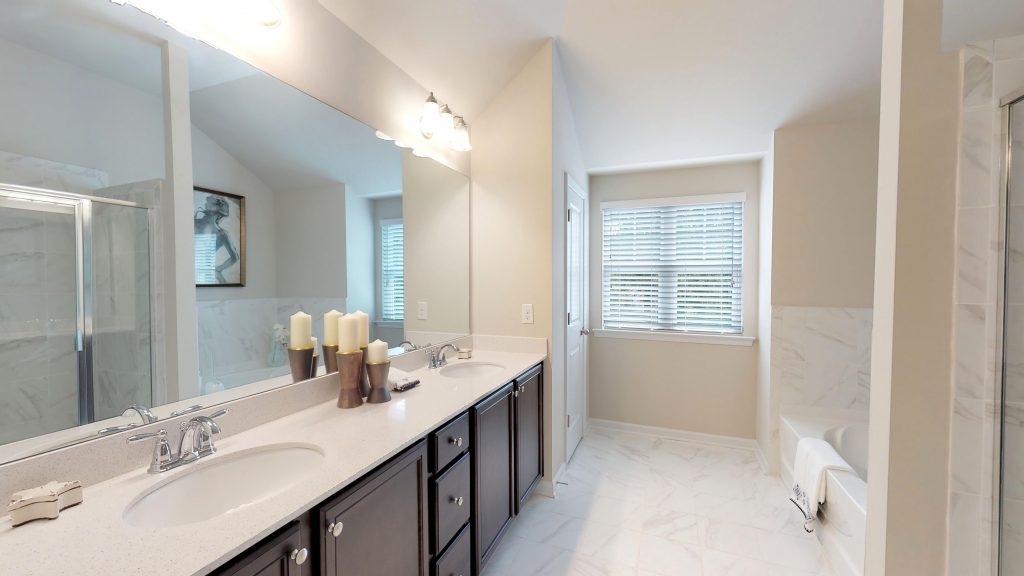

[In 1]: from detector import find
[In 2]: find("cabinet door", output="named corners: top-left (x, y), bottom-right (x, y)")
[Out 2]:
top-left (471, 383), bottom-right (515, 574)
top-left (320, 441), bottom-right (428, 576)
top-left (214, 522), bottom-right (306, 576)
top-left (514, 365), bottom-right (543, 512)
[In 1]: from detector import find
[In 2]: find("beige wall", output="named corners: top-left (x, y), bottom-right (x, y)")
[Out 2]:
top-left (275, 183), bottom-right (346, 298)
top-left (772, 119), bottom-right (880, 308)
top-left (403, 150), bottom-right (470, 336)
top-left (865, 0), bottom-right (959, 573)
top-left (588, 162), bottom-right (761, 439)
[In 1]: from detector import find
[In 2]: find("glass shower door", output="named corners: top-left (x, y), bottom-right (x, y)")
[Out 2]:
top-left (1001, 97), bottom-right (1024, 575)
top-left (0, 195), bottom-right (81, 445)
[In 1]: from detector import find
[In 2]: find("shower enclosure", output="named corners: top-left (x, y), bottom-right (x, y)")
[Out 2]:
top-left (1001, 94), bottom-right (1024, 575)
top-left (0, 184), bottom-right (154, 446)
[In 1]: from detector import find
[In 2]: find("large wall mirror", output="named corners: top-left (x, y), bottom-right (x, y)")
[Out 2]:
top-left (0, 0), bottom-right (470, 465)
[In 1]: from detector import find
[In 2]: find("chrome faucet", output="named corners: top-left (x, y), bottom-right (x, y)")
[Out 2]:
top-left (429, 344), bottom-right (461, 369)
top-left (399, 340), bottom-right (418, 351)
top-left (127, 409), bottom-right (228, 473)
top-left (97, 404), bottom-right (159, 436)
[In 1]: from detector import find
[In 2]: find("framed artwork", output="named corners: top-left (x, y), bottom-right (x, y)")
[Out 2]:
top-left (194, 186), bottom-right (246, 287)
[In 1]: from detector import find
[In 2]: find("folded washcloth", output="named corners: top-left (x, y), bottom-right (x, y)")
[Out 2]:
top-left (794, 438), bottom-right (854, 518)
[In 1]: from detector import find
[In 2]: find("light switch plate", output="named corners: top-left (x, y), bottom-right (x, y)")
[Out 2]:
top-left (417, 301), bottom-right (428, 320)
top-left (521, 304), bottom-right (534, 324)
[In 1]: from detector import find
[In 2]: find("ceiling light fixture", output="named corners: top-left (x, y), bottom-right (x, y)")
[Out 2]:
top-left (417, 92), bottom-right (471, 153)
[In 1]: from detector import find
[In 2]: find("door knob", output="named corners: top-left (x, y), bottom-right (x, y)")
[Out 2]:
top-left (291, 548), bottom-right (308, 566)
top-left (580, 327), bottom-right (591, 336)
top-left (451, 496), bottom-right (464, 506)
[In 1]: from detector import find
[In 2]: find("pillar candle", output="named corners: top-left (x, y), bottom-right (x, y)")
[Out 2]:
top-left (338, 314), bottom-right (359, 353)
top-left (366, 339), bottom-right (388, 363)
top-left (323, 309), bottom-right (342, 345)
top-left (353, 310), bottom-right (369, 348)
top-left (290, 311), bottom-right (312, 349)
top-left (311, 337), bottom-right (318, 356)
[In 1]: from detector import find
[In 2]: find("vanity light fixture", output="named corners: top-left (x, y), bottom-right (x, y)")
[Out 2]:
top-left (375, 130), bottom-right (394, 141)
top-left (419, 92), bottom-right (440, 139)
top-left (412, 149), bottom-right (430, 158)
top-left (417, 92), bottom-right (472, 152)
top-left (393, 140), bottom-right (410, 149)
top-left (451, 117), bottom-right (472, 152)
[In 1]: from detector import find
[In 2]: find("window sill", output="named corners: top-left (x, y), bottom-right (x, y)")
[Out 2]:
top-left (374, 320), bottom-right (404, 328)
top-left (593, 329), bottom-right (755, 347)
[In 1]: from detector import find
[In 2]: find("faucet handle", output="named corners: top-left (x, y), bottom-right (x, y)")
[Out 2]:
top-left (127, 429), bottom-right (173, 473)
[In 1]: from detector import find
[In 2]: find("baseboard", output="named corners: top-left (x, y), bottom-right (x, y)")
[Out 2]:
top-left (536, 461), bottom-right (567, 498)
top-left (588, 418), bottom-right (760, 454)
top-left (754, 444), bottom-right (770, 475)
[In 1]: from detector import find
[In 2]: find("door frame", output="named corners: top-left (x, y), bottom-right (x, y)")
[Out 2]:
top-left (564, 173), bottom-right (588, 462)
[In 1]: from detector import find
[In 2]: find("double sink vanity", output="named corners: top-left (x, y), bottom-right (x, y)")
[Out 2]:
top-left (0, 347), bottom-right (545, 576)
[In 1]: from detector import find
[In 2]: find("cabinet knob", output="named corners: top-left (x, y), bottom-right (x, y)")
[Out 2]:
top-left (451, 496), bottom-right (464, 507)
top-left (328, 521), bottom-right (344, 537)
top-left (291, 548), bottom-right (308, 566)
top-left (449, 436), bottom-right (464, 447)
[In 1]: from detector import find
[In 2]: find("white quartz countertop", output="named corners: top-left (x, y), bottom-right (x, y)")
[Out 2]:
top-left (0, 350), bottom-right (545, 576)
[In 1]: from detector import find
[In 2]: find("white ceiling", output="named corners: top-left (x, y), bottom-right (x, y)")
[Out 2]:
top-left (321, 0), bottom-right (884, 171)
top-left (943, 0), bottom-right (1024, 50)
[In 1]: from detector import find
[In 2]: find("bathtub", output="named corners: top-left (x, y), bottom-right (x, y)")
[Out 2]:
top-left (780, 412), bottom-right (868, 576)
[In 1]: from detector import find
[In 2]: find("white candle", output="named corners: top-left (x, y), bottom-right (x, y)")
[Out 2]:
top-left (353, 310), bottom-right (369, 348)
top-left (311, 337), bottom-right (319, 356)
top-left (290, 311), bottom-right (312, 349)
top-left (323, 309), bottom-right (342, 345)
top-left (367, 339), bottom-right (388, 363)
top-left (338, 314), bottom-right (359, 353)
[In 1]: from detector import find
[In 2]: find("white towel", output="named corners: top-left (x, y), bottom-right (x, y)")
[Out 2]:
top-left (794, 438), bottom-right (854, 517)
top-left (388, 367), bottom-right (415, 387)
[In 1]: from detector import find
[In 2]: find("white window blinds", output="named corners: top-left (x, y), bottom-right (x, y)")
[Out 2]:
top-left (380, 220), bottom-right (404, 321)
top-left (601, 196), bottom-right (744, 334)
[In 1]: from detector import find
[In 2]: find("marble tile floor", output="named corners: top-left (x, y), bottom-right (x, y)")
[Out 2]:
top-left (484, 427), bottom-right (837, 576)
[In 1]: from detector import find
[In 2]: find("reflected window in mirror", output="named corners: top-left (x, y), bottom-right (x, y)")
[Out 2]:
top-left (379, 219), bottom-right (405, 323)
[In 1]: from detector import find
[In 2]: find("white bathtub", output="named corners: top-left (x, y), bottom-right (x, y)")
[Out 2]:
top-left (780, 412), bottom-right (868, 576)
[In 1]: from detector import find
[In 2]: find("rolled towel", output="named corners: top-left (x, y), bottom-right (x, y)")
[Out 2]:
top-left (793, 438), bottom-right (854, 518)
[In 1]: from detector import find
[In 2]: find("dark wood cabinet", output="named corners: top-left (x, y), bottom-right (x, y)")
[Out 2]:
top-left (319, 441), bottom-right (428, 576)
top-left (514, 365), bottom-right (543, 513)
top-left (213, 522), bottom-right (306, 576)
top-left (213, 362), bottom-right (543, 576)
top-left (470, 382), bottom-right (515, 574)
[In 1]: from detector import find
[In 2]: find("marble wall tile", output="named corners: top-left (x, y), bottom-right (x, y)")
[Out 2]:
top-left (951, 398), bottom-right (985, 494)
top-left (771, 306), bottom-right (872, 412)
top-left (957, 304), bottom-right (989, 399)
top-left (960, 206), bottom-right (994, 304)
top-left (960, 108), bottom-right (994, 208)
top-left (0, 150), bottom-right (109, 194)
top-left (1003, 402), bottom-right (1024, 501)
top-left (995, 58), bottom-right (1024, 103)
top-left (964, 45), bottom-right (994, 109)
top-left (948, 491), bottom-right (983, 576)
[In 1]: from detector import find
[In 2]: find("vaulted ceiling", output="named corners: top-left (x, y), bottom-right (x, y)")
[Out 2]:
top-left (319, 0), bottom-right (885, 172)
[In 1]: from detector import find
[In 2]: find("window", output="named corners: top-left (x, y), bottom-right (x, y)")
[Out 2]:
top-left (601, 193), bottom-right (744, 335)
top-left (380, 219), bottom-right (404, 321)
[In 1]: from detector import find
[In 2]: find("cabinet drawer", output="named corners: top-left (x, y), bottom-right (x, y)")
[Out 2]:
top-left (431, 412), bottom-right (470, 473)
top-left (432, 452), bottom-right (471, 553)
top-left (434, 524), bottom-right (471, 576)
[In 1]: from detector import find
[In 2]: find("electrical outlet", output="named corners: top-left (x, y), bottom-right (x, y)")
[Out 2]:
top-left (521, 304), bottom-right (534, 324)
top-left (417, 301), bottom-right (428, 320)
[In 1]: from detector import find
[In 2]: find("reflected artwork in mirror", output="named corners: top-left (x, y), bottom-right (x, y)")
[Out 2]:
top-left (0, 0), bottom-right (470, 465)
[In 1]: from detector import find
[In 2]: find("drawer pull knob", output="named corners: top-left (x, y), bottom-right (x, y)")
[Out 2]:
top-left (291, 548), bottom-right (308, 566)
top-left (449, 437), bottom-right (464, 447)
top-left (328, 521), bottom-right (344, 537)
top-left (451, 496), bottom-right (464, 507)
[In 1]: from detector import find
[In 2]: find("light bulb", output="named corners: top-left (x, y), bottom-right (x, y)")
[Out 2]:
top-left (419, 92), bottom-right (440, 139)
top-left (451, 116), bottom-right (472, 152)
top-left (437, 104), bottom-right (455, 143)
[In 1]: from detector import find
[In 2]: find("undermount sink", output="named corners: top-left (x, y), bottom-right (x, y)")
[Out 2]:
top-left (123, 443), bottom-right (324, 528)
top-left (439, 361), bottom-right (505, 379)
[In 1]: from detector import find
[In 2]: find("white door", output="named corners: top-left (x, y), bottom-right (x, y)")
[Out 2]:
top-left (565, 175), bottom-right (588, 461)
